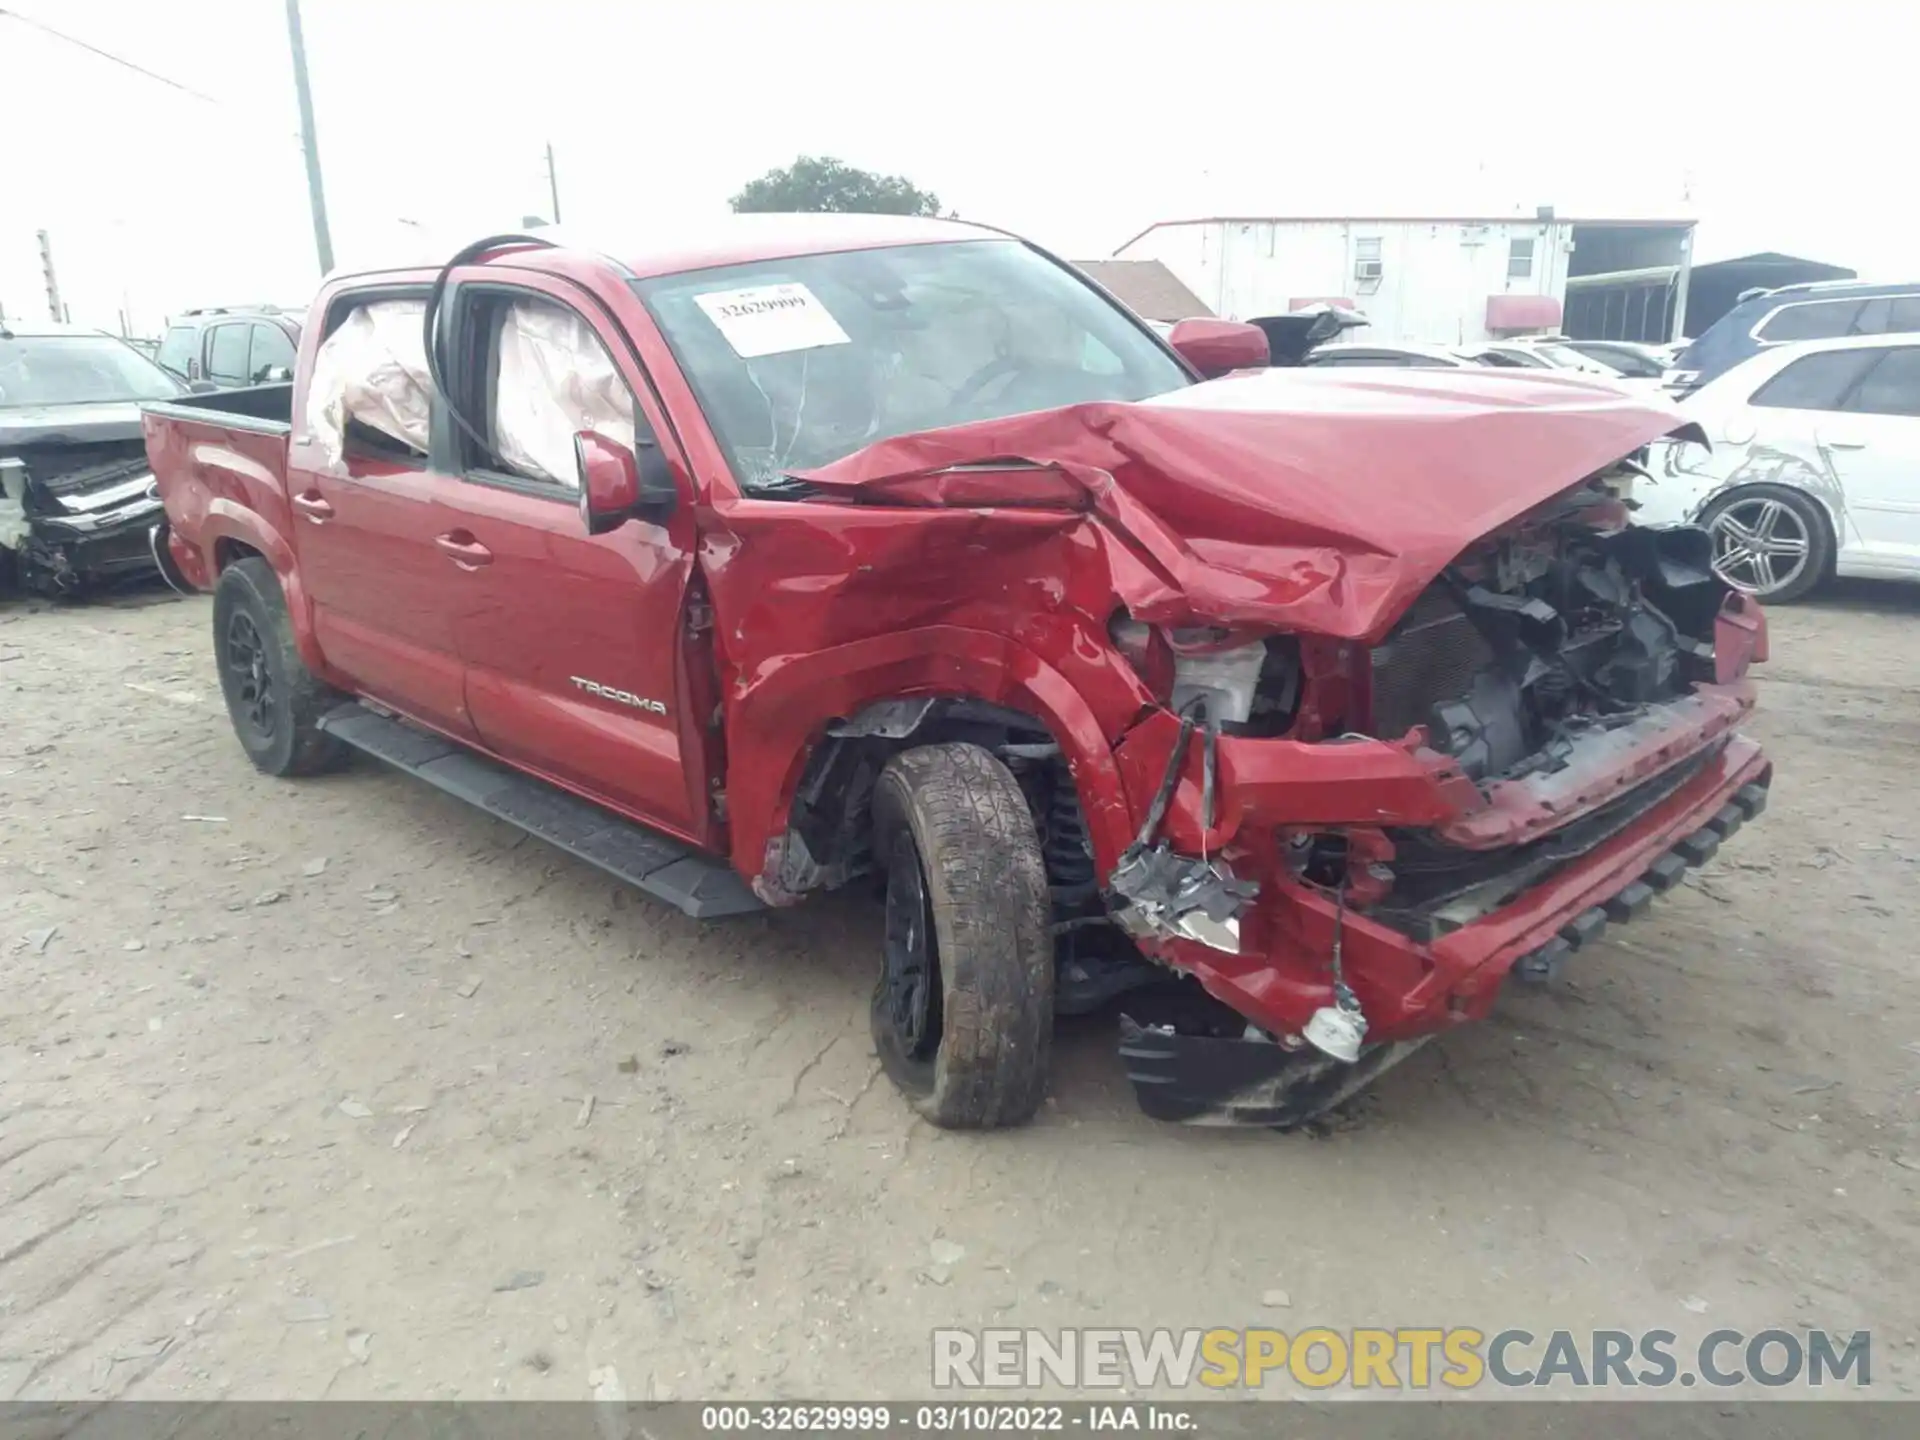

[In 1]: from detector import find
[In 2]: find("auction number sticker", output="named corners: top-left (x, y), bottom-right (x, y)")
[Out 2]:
top-left (695, 282), bottom-right (851, 358)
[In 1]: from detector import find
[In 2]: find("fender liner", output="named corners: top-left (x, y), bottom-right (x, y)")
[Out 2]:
top-left (725, 624), bottom-right (1134, 896)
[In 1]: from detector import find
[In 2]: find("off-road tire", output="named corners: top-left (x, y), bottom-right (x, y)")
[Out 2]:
top-left (212, 557), bottom-right (345, 777)
top-left (870, 743), bottom-right (1054, 1128)
top-left (1699, 482), bottom-right (1833, 605)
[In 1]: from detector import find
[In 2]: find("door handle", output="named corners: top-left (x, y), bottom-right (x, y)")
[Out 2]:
top-left (1825, 437), bottom-right (1869, 451)
top-left (434, 531), bottom-right (493, 569)
top-left (291, 491), bottom-right (334, 522)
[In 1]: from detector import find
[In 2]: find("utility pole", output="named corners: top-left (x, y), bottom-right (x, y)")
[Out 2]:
top-left (544, 142), bottom-right (562, 225)
top-left (36, 230), bottom-right (62, 322)
top-left (283, 0), bottom-right (334, 273)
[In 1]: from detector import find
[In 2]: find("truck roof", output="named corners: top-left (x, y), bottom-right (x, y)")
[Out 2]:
top-left (338, 213), bottom-right (994, 286)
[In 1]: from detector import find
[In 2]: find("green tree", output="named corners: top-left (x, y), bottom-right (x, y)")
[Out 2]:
top-left (730, 156), bottom-right (941, 216)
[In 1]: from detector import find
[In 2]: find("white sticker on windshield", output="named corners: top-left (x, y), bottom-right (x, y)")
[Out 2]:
top-left (694, 283), bottom-right (851, 359)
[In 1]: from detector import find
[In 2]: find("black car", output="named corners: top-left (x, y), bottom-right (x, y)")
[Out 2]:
top-left (1, 320), bottom-right (183, 594)
top-left (154, 305), bottom-right (302, 389)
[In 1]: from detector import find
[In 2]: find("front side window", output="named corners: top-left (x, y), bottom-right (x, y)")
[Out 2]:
top-left (470, 295), bottom-right (637, 491)
top-left (634, 239), bottom-right (1189, 492)
top-left (1757, 300), bottom-right (1863, 343)
top-left (206, 324), bottom-right (251, 385)
top-left (1749, 350), bottom-right (1879, 411)
top-left (1845, 347), bottom-right (1920, 418)
top-left (0, 334), bottom-right (182, 407)
top-left (249, 324), bottom-right (297, 382)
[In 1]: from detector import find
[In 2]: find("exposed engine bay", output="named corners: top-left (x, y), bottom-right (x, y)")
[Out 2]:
top-left (1369, 483), bottom-right (1727, 785)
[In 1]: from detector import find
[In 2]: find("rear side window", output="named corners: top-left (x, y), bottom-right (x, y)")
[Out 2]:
top-left (1749, 350), bottom-right (1880, 410)
top-left (249, 324), bottom-right (297, 382)
top-left (305, 295), bottom-right (431, 468)
top-left (156, 325), bottom-right (195, 377)
top-left (1852, 294), bottom-right (1920, 336)
top-left (1756, 299), bottom-right (1863, 343)
top-left (1845, 347), bottom-right (1920, 418)
top-left (206, 324), bottom-right (251, 385)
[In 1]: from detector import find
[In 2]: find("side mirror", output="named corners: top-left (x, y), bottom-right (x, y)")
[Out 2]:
top-left (1166, 318), bottom-right (1271, 378)
top-left (187, 379), bottom-right (219, 394)
top-left (260, 365), bottom-right (293, 384)
top-left (574, 430), bottom-right (677, 535)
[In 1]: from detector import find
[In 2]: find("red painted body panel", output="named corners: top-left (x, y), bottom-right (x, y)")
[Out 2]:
top-left (143, 229), bottom-right (1770, 1054)
top-left (791, 367), bottom-right (1699, 643)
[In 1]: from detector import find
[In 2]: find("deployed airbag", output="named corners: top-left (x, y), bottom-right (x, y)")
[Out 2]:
top-left (492, 300), bottom-right (635, 487)
top-left (305, 299), bottom-right (433, 464)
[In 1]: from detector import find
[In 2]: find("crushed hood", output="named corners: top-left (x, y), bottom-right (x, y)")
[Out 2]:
top-left (791, 367), bottom-right (1703, 643)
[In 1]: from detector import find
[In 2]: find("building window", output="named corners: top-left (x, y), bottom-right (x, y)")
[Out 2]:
top-left (1508, 237), bottom-right (1535, 279)
top-left (1354, 237), bottom-right (1383, 282)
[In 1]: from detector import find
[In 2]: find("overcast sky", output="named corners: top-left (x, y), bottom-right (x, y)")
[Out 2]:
top-left (4, 0), bottom-right (1907, 335)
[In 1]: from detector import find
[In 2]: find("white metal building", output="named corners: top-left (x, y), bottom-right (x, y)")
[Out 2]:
top-left (1114, 212), bottom-right (1696, 345)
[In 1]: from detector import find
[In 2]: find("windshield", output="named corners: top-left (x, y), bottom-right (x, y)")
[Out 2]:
top-left (0, 334), bottom-right (183, 407)
top-left (633, 239), bottom-right (1191, 490)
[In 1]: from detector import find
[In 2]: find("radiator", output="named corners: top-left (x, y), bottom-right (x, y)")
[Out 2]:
top-left (1369, 587), bottom-right (1494, 740)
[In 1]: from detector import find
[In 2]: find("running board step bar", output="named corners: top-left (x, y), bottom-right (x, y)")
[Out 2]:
top-left (1512, 778), bottom-right (1769, 985)
top-left (317, 703), bottom-right (765, 920)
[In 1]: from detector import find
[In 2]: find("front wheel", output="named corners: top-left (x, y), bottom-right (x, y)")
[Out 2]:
top-left (212, 557), bottom-right (345, 777)
top-left (870, 743), bottom-right (1054, 1129)
top-left (1701, 484), bottom-right (1831, 603)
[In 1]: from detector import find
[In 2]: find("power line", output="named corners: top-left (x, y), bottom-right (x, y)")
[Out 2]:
top-left (0, 6), bottom-right (225, 106)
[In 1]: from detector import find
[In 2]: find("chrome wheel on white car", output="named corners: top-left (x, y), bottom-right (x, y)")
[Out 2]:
top-left (1702, 486), bottom-right (1828, 604)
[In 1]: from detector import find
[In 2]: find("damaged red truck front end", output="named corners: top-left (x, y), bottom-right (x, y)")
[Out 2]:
top-left (146, 222), bottom-right (1769, 1131)
top-left (743, 366), bottom-right (1770, 1125)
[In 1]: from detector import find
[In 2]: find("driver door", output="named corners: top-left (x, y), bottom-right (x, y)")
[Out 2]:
top-left (434, 273), bottom-right (705, 841)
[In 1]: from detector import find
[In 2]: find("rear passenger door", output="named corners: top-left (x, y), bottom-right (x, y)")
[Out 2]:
top-left (284, 287), bottom-right (476, 737)
top-left (435, 274), bottom-right (703, 839)
top-left (1826, 346), bottom-right (1920, 567)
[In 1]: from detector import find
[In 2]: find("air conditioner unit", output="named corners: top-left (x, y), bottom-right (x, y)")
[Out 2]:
top-left (1355, 260), bottom-right (1384, 282)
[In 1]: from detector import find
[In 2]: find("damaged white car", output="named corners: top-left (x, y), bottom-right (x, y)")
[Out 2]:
top-left (1636, 333), bottom-right (1920, 602)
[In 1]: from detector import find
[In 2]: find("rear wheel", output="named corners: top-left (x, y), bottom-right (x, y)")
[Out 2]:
top-left (212, 558), bottom-right (345, 776)
top-left (1701, 484), bottom-right (1831, 604)
top-left (870, 743), bottom-right (1053, 1129)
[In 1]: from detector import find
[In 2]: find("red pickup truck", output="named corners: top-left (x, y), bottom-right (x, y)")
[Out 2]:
top-left (142, 216), bottom-right (1771, 1130)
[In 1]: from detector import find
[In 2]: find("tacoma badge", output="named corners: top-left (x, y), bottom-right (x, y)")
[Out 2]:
top-left (569, 676), bottom-right (667, 715)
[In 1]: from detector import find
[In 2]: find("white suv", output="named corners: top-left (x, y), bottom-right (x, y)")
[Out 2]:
top-left (1634, 334), bottom-right (1920, 601)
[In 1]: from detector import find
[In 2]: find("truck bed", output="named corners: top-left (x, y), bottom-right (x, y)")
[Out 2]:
top-left (141, 382), bottom-right (294, 434)
top-left (141, 384), bottom-right (296, 591)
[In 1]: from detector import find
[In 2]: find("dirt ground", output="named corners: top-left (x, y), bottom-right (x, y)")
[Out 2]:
top-left (3, 580), bottom-right (1919, 1403)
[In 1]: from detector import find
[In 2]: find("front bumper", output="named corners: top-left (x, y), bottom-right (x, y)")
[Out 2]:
top-left (12, 494), bottom-right (166, 593)
top-left (1115, 710), bottom-right (1772, 1046)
